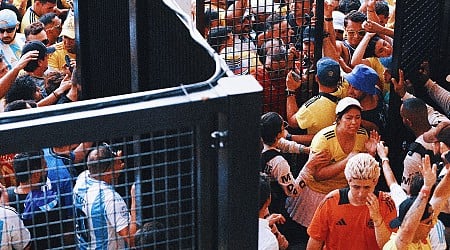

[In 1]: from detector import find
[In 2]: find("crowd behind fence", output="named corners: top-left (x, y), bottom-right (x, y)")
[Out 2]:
top-left (0, 75), bottom-right (263, 249)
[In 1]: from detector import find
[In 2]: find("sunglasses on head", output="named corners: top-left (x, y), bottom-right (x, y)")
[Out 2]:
top-left (0, 27), bottom-right (16, 33)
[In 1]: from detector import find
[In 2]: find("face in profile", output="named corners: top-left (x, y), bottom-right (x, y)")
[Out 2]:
top-left (374, 38), bottom-right (392, 58)
top-left (347, 84), bottom-right (367, 101)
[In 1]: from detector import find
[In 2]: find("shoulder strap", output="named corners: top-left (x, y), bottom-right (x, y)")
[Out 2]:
top-left (6, 187), bottom-right (21, 214)
top-left (261, 149), bottom-right (282, 173)
top-left (318, 92), bottom-right (339, 103)
top-left (408, 141), bottom-right (442, 169)
top-left (407, 142), bottom-right (426, 156)
top-left (7, 186), bottom-right (16, 204)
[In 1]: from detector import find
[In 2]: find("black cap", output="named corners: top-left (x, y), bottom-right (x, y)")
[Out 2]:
top-left (21, 40), bottom-right (55, 58)
top-left (389, 196), bottom-right (433, 229)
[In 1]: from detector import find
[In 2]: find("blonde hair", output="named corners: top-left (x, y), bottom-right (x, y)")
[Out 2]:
top-left (344, 153), bottom-right (380, 181)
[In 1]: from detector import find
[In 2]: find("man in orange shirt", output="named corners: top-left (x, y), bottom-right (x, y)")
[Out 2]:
top-left (306, 153), bottom-right (397, 249)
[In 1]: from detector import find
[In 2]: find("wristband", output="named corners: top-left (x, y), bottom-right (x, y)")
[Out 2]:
top-left (286, 89), bottom-right (296, 97)
top-left (286, 133), bottom-right (292, 141)
top-left (53, 91), bottom-right (60, 98)
top-left (374, 219), bottom-right (384, 227)
top-left (420, 188), bottom-right (430, 198)
top-left (324, 17), bottom-right (333, 21)
top-left (299, 144), bottom-right (305, 154)
top-left (380, 157), bottom-right (389, 164)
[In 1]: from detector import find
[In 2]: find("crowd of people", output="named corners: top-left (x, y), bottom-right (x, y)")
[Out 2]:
top-left (0, 0), bottom-right (448, 249)
top-left (202, 0), bottom-right (450, 249)
top-left (0, 0), bottom-right (169, 249)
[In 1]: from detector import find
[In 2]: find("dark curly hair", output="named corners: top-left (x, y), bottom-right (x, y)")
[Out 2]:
top-left (5, 75), bottom-right (39, 104)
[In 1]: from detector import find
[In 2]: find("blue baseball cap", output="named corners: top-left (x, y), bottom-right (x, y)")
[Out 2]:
top-left (345, 64), bottom-right (379, 95)
top-left (316, 57), bottom-right (340, 87)
top-left (0, 9), bottom-right (18, 29)
top-left (302, 26), bottom-right (315, 43)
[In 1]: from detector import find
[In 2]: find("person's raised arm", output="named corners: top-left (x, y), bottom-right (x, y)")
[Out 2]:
top-left (365, 0), bottom-right (380, 25)
top-left (391, 69), bottom-right (407, 98)
top-left (366, 192), bottom-right (392, 248)
top-left (363, 19), bottom-right (394, 39)
top-left (376, 141), bottom-right (398, 187)
top-left (322, 0), bottom-right (338, 60)
top-left (285, 69), bottom-right (302, 128)
top-left (350, 32), bottom-right (376, 67)
top-left (392, 69), bottom-right (449, 125)
top-left (37, 77), bottom-right (71, 107)
top-left (226, 0), bottom-right (248, 26)
top-left (73, 142), bottom-right (94, 163)
top-left (65, 66), bottom-right (79, 102)
top-left (430, 158), bottom-right (450, 214)
top-left (396, 155), bottom-right (436, 249)
top-left (0, 50), bottom-right (39, 98)
top-left (365, 130), bottom-right (380, 157)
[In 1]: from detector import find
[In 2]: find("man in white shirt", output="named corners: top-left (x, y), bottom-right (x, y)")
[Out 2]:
top-left (0, 9), bottom-right (25, 70)
top-left (258, 173), bottom-right (279, 250)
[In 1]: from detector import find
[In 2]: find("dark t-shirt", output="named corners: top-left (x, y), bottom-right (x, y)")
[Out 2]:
top-left (7, 187), bottom-right (73, 249)
top-left (361, 90), bottom-right (387, 136)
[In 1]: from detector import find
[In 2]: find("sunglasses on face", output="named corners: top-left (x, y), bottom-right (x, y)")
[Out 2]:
top-left (0, 27), bottom-right (16, 33)
top-left (347, 30), bottom-right (366, 37)
top-left (46, 24), bottom-right (61, 31)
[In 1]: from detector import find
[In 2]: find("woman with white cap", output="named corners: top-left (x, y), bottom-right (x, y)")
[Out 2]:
top-left (286, 97), bottom-right (380, 229)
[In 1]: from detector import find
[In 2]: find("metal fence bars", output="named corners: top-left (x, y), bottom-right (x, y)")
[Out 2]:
top-left (0, 75), bottom-right (262, 250)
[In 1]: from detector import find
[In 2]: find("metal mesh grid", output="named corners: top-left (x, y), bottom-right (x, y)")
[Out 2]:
top-left (394, 0), bottom-right (441, 79)
top-left (203, 0), bottom-right (317, 119)
top-left (0, 128), bottom-right (197, 249)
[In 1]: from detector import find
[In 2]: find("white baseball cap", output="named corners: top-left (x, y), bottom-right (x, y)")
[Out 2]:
top-left (336, 97), bottom-right (362, 114)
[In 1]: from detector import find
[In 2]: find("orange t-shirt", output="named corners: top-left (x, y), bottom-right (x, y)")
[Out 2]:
top-left (308, 188), bottom-right (397, 250)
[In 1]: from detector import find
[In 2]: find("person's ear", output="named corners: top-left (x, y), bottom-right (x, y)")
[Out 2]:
top-left (37, 57), bottom-right (45, 67)
top-left (404, 118), bottom-right (412, 128)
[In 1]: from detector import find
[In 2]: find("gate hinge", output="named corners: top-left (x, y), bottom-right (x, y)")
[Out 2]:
top-left (210, 130), bottom-right (228, 148)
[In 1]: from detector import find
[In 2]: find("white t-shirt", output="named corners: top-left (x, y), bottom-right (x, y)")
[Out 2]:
top-left (0, 34), bottom-right (25, 70)
top-left (0, 206), bottom-right (30, 250)
top-left (73, 171), bottom-right (130, 249)
top-left (258, 218), bottom-right (278, 250)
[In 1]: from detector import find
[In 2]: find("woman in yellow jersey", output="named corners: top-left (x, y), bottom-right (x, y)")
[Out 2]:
top-left (286, 97), bottom-right (380, 228)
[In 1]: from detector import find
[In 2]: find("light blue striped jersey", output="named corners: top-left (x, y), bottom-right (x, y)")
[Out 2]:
top-left (73, 171), bottom-right (130, 250)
